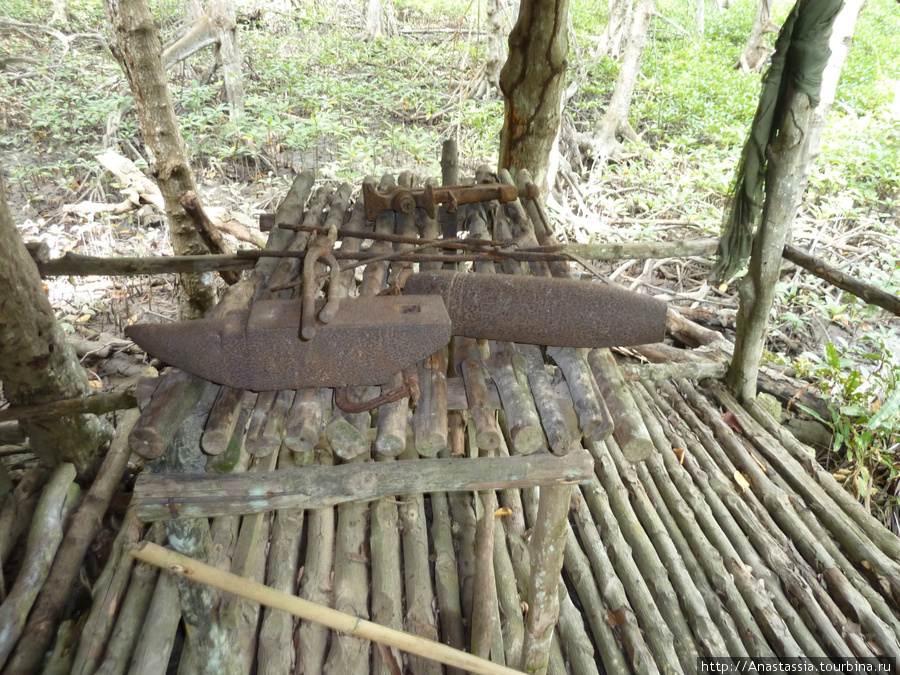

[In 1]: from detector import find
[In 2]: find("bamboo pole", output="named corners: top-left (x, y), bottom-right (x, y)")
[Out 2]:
top-left (130, 542), bottom-right (526, 675)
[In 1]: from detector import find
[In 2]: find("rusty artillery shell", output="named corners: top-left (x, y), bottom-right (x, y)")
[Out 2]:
top-left (403, 271), bottom-right (666, 348)
top-left (126, 295), bottom-right (451, 391)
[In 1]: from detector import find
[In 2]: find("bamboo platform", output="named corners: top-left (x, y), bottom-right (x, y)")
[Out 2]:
top-left (2, 150), bottom-right (900, 675)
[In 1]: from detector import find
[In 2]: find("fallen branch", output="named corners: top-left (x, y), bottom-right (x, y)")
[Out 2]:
top-left (0, 390), bottom-right (137, 423)
top-left (133, 448), bottom-right (595, 520)
top-left (38, 252), bottom-right (254, 277)
top-left (131, 542), bottom-right (524, 675)
top-left (782, 243), bottom-right (900, 317)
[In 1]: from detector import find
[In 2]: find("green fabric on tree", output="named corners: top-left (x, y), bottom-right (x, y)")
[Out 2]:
top-left (710, 0), bottom-right (844, 283)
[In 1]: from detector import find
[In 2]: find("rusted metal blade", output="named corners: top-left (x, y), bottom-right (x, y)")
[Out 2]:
top-left (403, 271), bottom-right (666, 348)
top-left (126, 296), bottom-right (452, 391)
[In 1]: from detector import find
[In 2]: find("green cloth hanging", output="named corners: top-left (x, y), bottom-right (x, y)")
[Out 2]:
top-left (709, 0), bottom-right (844, 283)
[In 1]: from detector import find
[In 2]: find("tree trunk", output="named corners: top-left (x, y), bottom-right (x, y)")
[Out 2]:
top-left (160, 0), bottom-right (244, 117)
top-left (587, 0), bottom-right (654, 158)
top-left (695, 0), bottom-right (704, 36)
top-left (483, 0), bottom-right (506, 95)
top-left (363, 0), bottom-right (383, 40)
top-left (595, 0), bottom-right (632, 59)
top-left (104, 0), bottom-right (218, 319)
top-left (50, 0), bottom-right (72, 27)
top-left (728, 0), bottom-right (862, 403)
top-left (498, 0), bottom-right (570, 196)
top-left (211, 0), bottom-right (244, 117)
top-left (0, 177), bottom-right (112, 475)
top-left (736, 0), bottom-right (775, 72)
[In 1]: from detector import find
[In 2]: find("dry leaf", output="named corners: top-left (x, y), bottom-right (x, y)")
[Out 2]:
top-left (672, 447), bottom-right (686, 465)
top-left (88, 379), bottom-right (103, 389)
top-left (605, 607), bottom-right (627, 626)
top-left (723, 410), bottom-right (743, 434)
top-left (494, 507), bottom-right (512, 517)
top-left (734, 471), bottom-right (751, 491)
top-left (749, 450), bottom-right (767, 473)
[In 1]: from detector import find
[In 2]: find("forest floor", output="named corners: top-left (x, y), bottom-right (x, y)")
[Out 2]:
top-left (1, 0), bottom-right (899, 529)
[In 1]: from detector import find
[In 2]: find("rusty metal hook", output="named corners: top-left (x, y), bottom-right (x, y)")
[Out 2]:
top-left (334, 365), bottom-right (420, 413)
top-left (301, 246), bottom-right (341, 341)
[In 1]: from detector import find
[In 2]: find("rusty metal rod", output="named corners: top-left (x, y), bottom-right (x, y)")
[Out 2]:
top-left (237, 250), bottom-right (571, 264)
top-left (278, 224), bottom-right (562, 252)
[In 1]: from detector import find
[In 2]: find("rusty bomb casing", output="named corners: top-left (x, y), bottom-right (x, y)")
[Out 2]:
top-left (125, 295), bottom-right (451, 391)
top-left (402, 271), bottom-right (666, 348)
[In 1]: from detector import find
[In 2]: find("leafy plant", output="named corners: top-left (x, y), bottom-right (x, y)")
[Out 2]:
top-left (795, 338), bottom-right (900, 517)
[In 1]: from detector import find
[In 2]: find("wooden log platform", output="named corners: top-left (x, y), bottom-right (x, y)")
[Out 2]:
top-left (2, 163), bottom-right (899, 675)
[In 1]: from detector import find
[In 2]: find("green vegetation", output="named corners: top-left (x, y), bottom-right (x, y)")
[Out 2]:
top-left (1, 0), bottom-right (899, 523)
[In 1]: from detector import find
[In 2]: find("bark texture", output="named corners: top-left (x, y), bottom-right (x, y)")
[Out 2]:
top-left (595, 0), bottom-right (632, 59)
top-left (588, 0), bottom-right (654, 157)
top-left (737, 0), bottom-right (776, 72)
top-left (161, 0), bottom-right (244, 116)
top-left (728, 0), bottom-right (861, 402)
top-left (0, 177), bottom-right (112, 473)
top-left (483, 0), bottom-right (506, 96)
top-left (104, 0), bottom-right (218, 318)
top-left (498, 0), bottom-right (569, 195)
